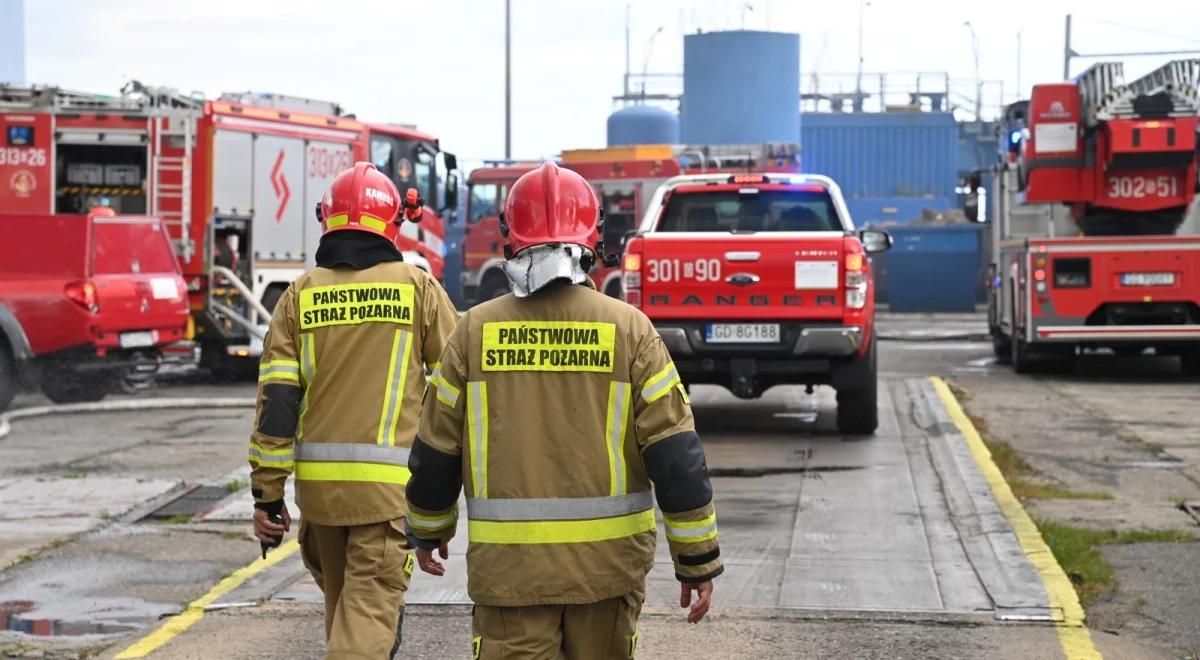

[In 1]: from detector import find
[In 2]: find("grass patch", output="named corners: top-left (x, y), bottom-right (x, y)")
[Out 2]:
top-left (1037, 519), bottom-right (1194, 605)
top-left (156, 514), bottom-right (194, 525)
top-left (973, 423), bottom-right (1113, 501)
top-left (224, 478), bottom-right (250, 493)
top-left (982, 437), bottom-right (1109, 500)
top-left (1015, 483), bottom-right (1112, 500)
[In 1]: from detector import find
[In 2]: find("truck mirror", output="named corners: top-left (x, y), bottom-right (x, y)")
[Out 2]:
top-left (444, 172), bottom-right (460, 217)
top-left (859, 229), bottom-right (892, 254)
top-left (443, 152), bottom-right (458, 172)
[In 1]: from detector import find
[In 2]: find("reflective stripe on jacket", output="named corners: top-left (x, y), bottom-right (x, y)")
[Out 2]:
top-left (249, 261), bottom-right (458, 526)
top-left (407, 283), bottom-right (723, 607)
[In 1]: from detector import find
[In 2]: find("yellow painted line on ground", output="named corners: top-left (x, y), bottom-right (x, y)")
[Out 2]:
top-left (114, 539), bottom-right (300, 658)
top-left (931, 377), bottom-right (1101, 660)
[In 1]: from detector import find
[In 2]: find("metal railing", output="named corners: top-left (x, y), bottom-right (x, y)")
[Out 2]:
top-left (209, 266), bottom-right (272, 339)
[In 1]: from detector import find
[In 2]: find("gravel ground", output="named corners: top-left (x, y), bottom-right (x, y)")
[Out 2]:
top-left (954, 352), bottom-right (1200, 658)
top-left (1094, 543), bottom-right (1200, 657)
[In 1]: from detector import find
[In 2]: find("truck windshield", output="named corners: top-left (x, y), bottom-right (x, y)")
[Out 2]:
top-left (92, 221), bottom-right (178, 275)
top-left (658, 189), bottom-right (841, 233)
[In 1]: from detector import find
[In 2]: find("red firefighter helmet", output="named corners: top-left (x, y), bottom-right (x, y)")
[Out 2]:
top-left (319, 162), bottom-right (402, 240)
top-left (501, 161), bottom-right (600, 256)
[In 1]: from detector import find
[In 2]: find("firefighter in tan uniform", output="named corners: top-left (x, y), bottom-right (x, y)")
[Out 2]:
top-left (406, 162), bottom-right (722, 659)
top-left (249, 162), bottom-right (458, 659)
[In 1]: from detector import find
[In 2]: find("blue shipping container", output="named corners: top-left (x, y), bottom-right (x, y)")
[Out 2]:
top-left (875, 225), bottom-right (981, 312)
top-left (681, 30), bottom-right (800, 145)
top-left (801, 112), bottom-right (958, 200)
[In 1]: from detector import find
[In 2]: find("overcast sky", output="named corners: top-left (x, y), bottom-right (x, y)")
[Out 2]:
top-left (18, 0), bottom-right (1200, 162)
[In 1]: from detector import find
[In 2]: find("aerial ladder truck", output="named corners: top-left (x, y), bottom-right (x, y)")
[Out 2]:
top-left (989, 59), bottom-right (1200, 373)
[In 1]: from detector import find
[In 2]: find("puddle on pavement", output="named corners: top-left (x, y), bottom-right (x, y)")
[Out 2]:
top-left (1102, 459), bottom-right (1185, 470)
top-left (0, 600), bottom-right (135, 636)
top-left (772, 412), bottom-right (819, 422)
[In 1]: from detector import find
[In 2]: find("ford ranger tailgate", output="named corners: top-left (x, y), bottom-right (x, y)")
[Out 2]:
top-left (638, 184), bottom-right (848, 320)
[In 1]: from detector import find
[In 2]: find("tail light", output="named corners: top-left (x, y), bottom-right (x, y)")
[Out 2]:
top-left (844, 248), bottom-right (867, 309)
top-left (64, 280), bottom-right (99, 313)
top-left (186, 275), bottom-right (209, 294)
top-left (622, 242), bottom-right (643, 308)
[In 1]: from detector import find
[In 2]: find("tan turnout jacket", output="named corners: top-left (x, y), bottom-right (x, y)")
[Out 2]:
top-left (406, 282), bottom-right (723, 607)
top-left (249, 261), bottom-right (458, 525)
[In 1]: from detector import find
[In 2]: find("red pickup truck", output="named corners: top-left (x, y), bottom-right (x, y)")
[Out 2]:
top-left (621, 173), bottom-right (891, 434)
top-left (0, 211), bottom-right (191, 411)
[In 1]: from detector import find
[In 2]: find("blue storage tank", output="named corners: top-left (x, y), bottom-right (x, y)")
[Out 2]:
top-left (875, 225), bottom-right (982, 312)
top-left (681, 30), bottom-right (800, 145)
top-left (801, 112), bottom-right (958, 199)
top-left (607, 105), bottom-right (679, 147)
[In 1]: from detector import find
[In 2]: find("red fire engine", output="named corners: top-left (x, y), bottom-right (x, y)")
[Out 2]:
top-left (459, 143), bottom-right (800, 305)
top-left (0, 83), bottom-right (457, 375)
top-left (989, 60), bottom-right (1200, 373)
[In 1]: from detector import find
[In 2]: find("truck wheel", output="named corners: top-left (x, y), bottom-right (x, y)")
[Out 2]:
top-left (261, 285), bottom-right (286, 315)
top-left (992, 333), bottom-right (1012, 364)
top-left (0, 345), bottom-right (17, 413)
top-left (479, 276), bottom-right (510, 302)
top-left (835, 342), bottom-right (878, 435)
top-left (1011, 335), bottom-right (1033, 374)
top-left (41, 371), bottom-right (108, 404)
top-left (1182, 351), bottom-right (1200, 376)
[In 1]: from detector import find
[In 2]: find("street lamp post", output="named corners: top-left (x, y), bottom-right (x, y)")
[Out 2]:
top-left (641, 26), bottom-right (664, 96)
top-left (963, 21), bottom-right (982, 121)
top-left (505, 0), bottom-right (512, 159)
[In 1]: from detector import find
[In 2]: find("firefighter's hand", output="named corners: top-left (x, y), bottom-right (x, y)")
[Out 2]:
top-left (415, 542), bottom-right (449, 576)
top-left (252, 504), bottom-right (291, 545)
top-left (680, 580), bottom-right (714, 624)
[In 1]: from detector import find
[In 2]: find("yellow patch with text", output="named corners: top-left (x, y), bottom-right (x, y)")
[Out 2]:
top-left (299, 283), bottom-right (414, 329)
top-left (482, 321), bottom-right (616, 373)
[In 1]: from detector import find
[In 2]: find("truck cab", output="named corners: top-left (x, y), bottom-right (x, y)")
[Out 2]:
top-left (622, 173), bottom-right (891, 434)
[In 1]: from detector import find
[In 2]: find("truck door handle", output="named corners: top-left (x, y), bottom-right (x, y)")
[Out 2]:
top-left (725, 251), bottom-right (760, 262)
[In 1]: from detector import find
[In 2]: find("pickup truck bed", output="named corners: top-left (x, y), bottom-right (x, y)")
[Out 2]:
top-left (0, 212), bottom-right (190, 411)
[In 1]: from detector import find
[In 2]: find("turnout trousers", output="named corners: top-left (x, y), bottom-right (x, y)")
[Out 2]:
top-left (472, 590), bottom-right (643, 660)
top-left (299, 517), bottom-right (414, 659)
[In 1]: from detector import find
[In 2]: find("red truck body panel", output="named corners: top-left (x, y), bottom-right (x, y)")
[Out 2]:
top-left (0, 213), bottom-right (189, 357)
top-left (1000, 236), bottom-right (1200, 344)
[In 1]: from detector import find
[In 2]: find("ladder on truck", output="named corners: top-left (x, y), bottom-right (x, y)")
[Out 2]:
top-left (125, 83), bottom-right (204, 263)
top-left (150, 113), bottom-right (195, 262)
top-left (1077, 59), bottom-right (1200, 123)
top-left (1125, 59), bottom-right (1200, 115)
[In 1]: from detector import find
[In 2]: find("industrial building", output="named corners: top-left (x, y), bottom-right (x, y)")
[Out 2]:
top-left (607, 28), bottom-right (997, 311)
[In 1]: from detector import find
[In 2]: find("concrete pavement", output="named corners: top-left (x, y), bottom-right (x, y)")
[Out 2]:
top-left (0, 315), bottom-right (1177, 659)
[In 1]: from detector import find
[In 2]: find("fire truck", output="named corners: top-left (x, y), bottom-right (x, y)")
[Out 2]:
top-left (989, 60), bottom-right (1200, 373)
top-left (0, 83), bottom-right (457, 375)
top-left (459, 143), bottom-right (801, 305)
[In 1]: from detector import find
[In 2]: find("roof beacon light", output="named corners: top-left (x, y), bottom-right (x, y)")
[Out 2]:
top-left (729, 174), bottom-right (769, 184)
